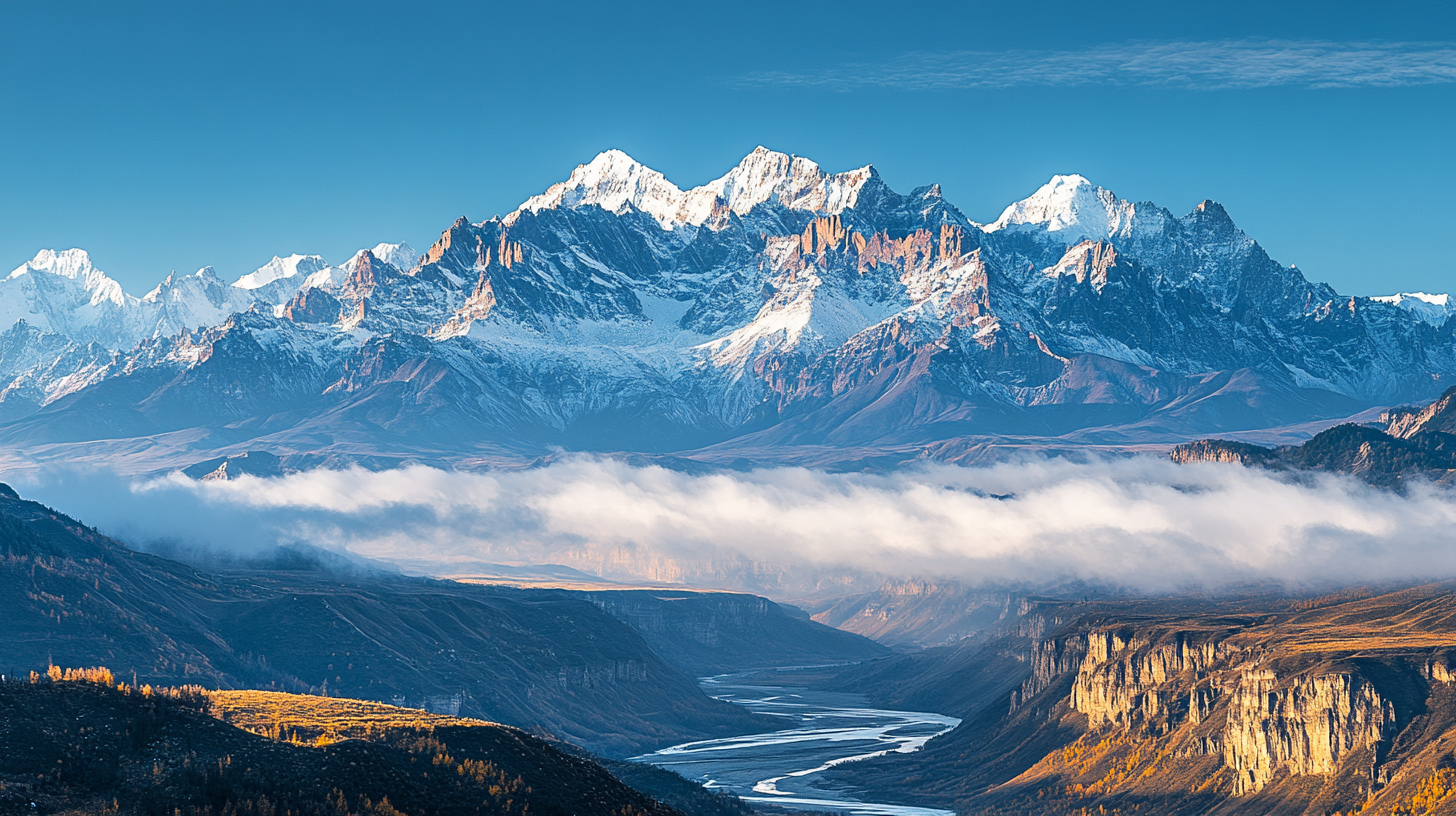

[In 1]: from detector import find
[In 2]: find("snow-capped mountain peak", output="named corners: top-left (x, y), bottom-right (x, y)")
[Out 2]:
top-left (233, 254), bottom-right (328, 290)
top-left (985, 174), bottom-right (1139, 244)
top-left (510, 149), bottom-right (688, 228)
top-left (141, 266), bottom-right (225, 302)
top-left (693, 145), bottom-right (877, 220)
top-left (509, 146), bottom-right (881, 229)
top-left (368, 242), bottom-right (417, 273)
top-left (7, 249), bottom-right (129, 307)
top-left (8, 148), bottom-right (1456, 468)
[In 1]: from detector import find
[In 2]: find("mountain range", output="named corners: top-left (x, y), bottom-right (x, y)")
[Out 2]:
top-left (4, 147), bottom-right (1455, 473)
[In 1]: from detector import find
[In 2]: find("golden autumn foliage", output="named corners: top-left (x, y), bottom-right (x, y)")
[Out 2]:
top-left (1380, 768), bottom-right (1456, 815)
top-left (208, 690), bottom-right (495, 747)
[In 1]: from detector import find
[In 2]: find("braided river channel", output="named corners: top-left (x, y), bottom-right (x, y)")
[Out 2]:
top-left (632, 670), bottom-right (960, 816)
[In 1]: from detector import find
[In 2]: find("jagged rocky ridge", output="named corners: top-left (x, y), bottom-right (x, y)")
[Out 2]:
top-left (3, 148), bottom-right (1455, 468)
top-left (1172, 385), bottom-right (1456, 487)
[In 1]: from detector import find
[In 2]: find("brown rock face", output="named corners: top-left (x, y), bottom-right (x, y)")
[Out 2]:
top-left (434, 275), bottom-right (497, 339)
top-left (342, 250), bottom-right (392, 300)
top-left (1222, 670), bottom-right (1393, 794)
top-left (281, 288), bottom-right (343, 324)
top-left (1168, 438), bottom-right (1282, 466)
top-left (1385, 385), bottom-right (1456, 439)
top-left (423, 216), bottom-right (473, 266)
top-left (1071, 630), bottom-right (1226, 733)
top-left (1061, 625), bottom-right (1396, 795)
top-left (1055, 241), bottom-right (1120, 291)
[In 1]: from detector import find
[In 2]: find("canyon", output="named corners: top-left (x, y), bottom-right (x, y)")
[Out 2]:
top-left (816, 585), bottom-right (1456, 814)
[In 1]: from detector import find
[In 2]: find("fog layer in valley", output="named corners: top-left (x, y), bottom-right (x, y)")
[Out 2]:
top-left (11, 456), bottom-right (1456, 593)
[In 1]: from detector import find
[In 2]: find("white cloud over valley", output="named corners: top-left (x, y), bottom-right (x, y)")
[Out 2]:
top-left (13, 456), bottom-right (1456, 594)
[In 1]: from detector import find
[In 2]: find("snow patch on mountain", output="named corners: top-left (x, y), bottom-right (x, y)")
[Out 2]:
top-left (368, 242), bottom-right (417, 273)
top-left (1372, 292), bottom-right (1454, 326)
top-left (233, 254), bottom-right (328, 290)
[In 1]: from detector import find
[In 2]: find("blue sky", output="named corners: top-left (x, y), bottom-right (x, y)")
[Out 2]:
top-left (3, 0), bottom-right (1454, 297)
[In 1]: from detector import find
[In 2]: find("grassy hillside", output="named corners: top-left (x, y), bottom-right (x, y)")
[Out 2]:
top-left (208, 691), bottom-right (753, 816)
top-left (0, 674), bottom-right (679, 816)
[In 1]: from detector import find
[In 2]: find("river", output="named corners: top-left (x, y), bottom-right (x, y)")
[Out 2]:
top-left (632, 669), bottom-right (960, 816)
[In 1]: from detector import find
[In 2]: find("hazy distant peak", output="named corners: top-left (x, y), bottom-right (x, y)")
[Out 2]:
top-left (234, 254), bottom-right (329, 290)
top-left (367, 242), bottom-right (417, 273)
top-left (7, 248), bottom-right (130, 308)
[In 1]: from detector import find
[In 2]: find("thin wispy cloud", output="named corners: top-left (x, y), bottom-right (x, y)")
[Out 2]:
top-left (739, 39), bottom-right (1456, 91)
top-left (15, 456), bottom-right (1456, 594)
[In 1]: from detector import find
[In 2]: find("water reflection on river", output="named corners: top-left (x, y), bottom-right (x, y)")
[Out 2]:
top-left (633, 670), bottom-right (959, 816)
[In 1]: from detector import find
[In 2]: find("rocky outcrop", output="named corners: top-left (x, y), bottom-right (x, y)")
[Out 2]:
top-left (282, 287), bottom-right (343, 324)
top-left (1070, 629), bottom-right (1226, 732)
top-left (1169, 438), bottom-right (1283, 467)
top-left (1010, 635), bottom-right (1087, 712)
top-left (1060, 625), bottom-right (1395, 794)
top-left (1385, 386), bottom-right (1456, 438)
top-left (1222, 670), bottom-right (1394, 794)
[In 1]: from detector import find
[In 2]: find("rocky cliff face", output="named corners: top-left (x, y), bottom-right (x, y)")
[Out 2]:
top-left (1221, 669), bottom-right (1393, 794)
top-left (1070, 629), bottom-right (1226, 732)
top-left (829, 586), bottom-right (1456, 815)
top-left (1063, 626), bottom-right (1394, 794)
top-left (1012, 634), bottom-right (1088, 713)
top-left (3, 149), bottom-right (1454, 469)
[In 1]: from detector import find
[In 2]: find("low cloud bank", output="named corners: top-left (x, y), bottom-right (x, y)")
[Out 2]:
top-left (12, 456), bottom-right (1456, 593)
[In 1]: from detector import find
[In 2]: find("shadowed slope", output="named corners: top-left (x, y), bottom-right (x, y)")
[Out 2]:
top-left (0, 484), bottom-right (760, 755)
top-left (0, 677), bottom-right (680, 816)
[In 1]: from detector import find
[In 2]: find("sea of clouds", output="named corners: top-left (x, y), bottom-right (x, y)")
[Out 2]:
top-left (13, 455), bottom-right (1456, 594)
